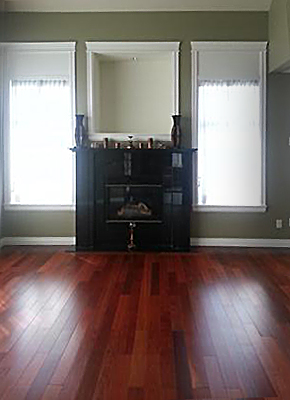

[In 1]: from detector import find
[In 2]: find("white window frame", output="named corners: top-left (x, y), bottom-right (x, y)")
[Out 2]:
top-left (3, 42), bottom-right (76, 211)
top-left (191, 41), bottom-right (267, 213)
top-left (0, 45), bottom-right (5, 232)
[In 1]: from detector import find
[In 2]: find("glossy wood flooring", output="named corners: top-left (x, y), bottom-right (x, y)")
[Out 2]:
top-left (0, 247), bottom-right (290, 400)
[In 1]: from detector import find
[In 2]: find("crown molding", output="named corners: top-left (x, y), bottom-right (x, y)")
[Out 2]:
top-left (2, 42), bottom-right (76, 52)
top-left (191, 41), bottom-right (268, 52)
top-left (3, 0), bottom-right (273, 13)
top-left (86, 41), bottom-right (180, 54)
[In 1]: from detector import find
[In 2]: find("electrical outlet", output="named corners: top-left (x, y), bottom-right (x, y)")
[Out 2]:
top-left (276, 219), bottom-right (283, 229)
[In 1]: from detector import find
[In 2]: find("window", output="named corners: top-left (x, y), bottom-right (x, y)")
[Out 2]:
top-left (4, 42), bottom-right (75, 208)
top-left (191, 42), bottom-right (267, 212)
top-left (9, 79), bottom-right (73, 205)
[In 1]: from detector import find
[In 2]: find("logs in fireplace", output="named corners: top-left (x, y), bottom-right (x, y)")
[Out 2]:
top-left (74, 148), bottom-right (195, 251)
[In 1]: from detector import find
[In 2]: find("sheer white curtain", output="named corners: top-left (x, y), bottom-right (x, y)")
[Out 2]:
top-left (9, 79), bottom-right (74, 205)
top-left (198, 80), bottom-right (261, 207)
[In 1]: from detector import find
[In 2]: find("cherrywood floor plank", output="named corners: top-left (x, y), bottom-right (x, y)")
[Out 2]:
top-left (40, 384), bottom-right (63, 400)
top-left (1, 352), bottom-right (47, 400)
top-left (172, 330), bottom-right (193, 399)
top-left (1, 247), bottom-right (290, 399)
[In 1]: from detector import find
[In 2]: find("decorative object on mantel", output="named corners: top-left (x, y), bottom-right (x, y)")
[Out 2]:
top-left (156, 141), bottom-right (166, 149)
top-left (75, 114), bottom-right (88, 147)
top-left (147, 137), bottom-right (154, 149)
top-left (103, 137), bottom-right (109, 149)
top-left (127, 135), bottom-right (134, 149)
top-left (171, 114), bottom-right (181, 148)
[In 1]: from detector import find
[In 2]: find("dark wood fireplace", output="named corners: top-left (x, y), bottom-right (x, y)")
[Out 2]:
top-left (75, 148), bottom-right (195, 251)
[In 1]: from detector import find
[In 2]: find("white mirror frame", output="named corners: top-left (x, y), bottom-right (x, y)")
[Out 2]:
top-left (86, 41), bottom-right (180, 141)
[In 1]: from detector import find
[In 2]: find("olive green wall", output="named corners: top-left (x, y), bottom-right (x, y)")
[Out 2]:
top-left (0, 12), bottom-right (4, 40)
top-left (2, 11), bottom-right (277, 239)
top-left (3, 210), bottom-right (74, 237)
top-left (269, 0), bottom-right (290, 71)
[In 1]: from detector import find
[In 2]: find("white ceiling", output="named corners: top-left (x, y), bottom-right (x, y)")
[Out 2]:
top-left (4, 0), bottom-right (273, 12)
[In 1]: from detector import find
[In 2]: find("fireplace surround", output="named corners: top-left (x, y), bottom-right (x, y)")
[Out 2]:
top-left (74, 148), bottom-right (195, 251)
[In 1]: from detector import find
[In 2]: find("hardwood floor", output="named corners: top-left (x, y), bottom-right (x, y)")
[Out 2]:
top-left (0, 247), bottom-right (290, 399)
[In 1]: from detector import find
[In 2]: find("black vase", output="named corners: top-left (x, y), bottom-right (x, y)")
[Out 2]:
top-left (171, 115), bottom-right (181, 148)
top-left (75, 114), bottom-right (87, 147)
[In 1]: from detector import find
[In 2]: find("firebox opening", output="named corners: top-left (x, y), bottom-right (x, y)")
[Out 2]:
top-left (106, 184), bottom-right (163, 222)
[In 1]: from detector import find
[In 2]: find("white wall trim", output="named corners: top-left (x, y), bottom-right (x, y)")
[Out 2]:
top-left (172, 50), bottom-right (179, 115)
top-left (86, 41), bottom-right (180, 137)
top-left (3, 42), bottom-right (76, 53)
top-left (191, 44), bottom-right (199, 149)
top-left (193, 205), bottom-right (267, 213)
top-left (191, 42), bottom-right (268, 52)
top-left (0, 47), bottom-right (4, 244)
top-left (86, 48), bottom-right (94, 136)
top-left (260, 46), bottom-right (267, 207)
top-left (1, 237), bottom-right (76, 247)
top-left (2, 236), bottom-right (290, 249)
top-left (191, 238), bottom-right (290, 248)
top-left (86, 41), bottom-right (180, 53)
top-left (4, 204), bottom-right (75, 211)
top-left (3, 0), bottom-right (273, 13)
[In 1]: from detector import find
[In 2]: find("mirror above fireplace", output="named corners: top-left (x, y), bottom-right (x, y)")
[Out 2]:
top-left (86, 42), bottom-right (180, 142)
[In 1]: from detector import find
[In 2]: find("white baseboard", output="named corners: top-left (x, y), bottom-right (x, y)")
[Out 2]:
top-left (191, 238), bottom-right (290, 248)
top-left (1, 236), bottom-right (290, 249)
top-left (0, 237), bottom-right (76, 247)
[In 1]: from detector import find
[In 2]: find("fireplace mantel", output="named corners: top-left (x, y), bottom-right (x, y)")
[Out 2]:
top-left (74, 148), bottom-right (196, 251)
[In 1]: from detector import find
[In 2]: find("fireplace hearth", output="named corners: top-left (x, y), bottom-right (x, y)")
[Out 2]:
top-left (74, 148), bottom-right (196, 251)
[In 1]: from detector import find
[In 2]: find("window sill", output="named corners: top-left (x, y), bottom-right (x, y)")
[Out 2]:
top-left (192, 205), bottom-right (267, 213)
top-left (4, 204), bottom-right (76, 211)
